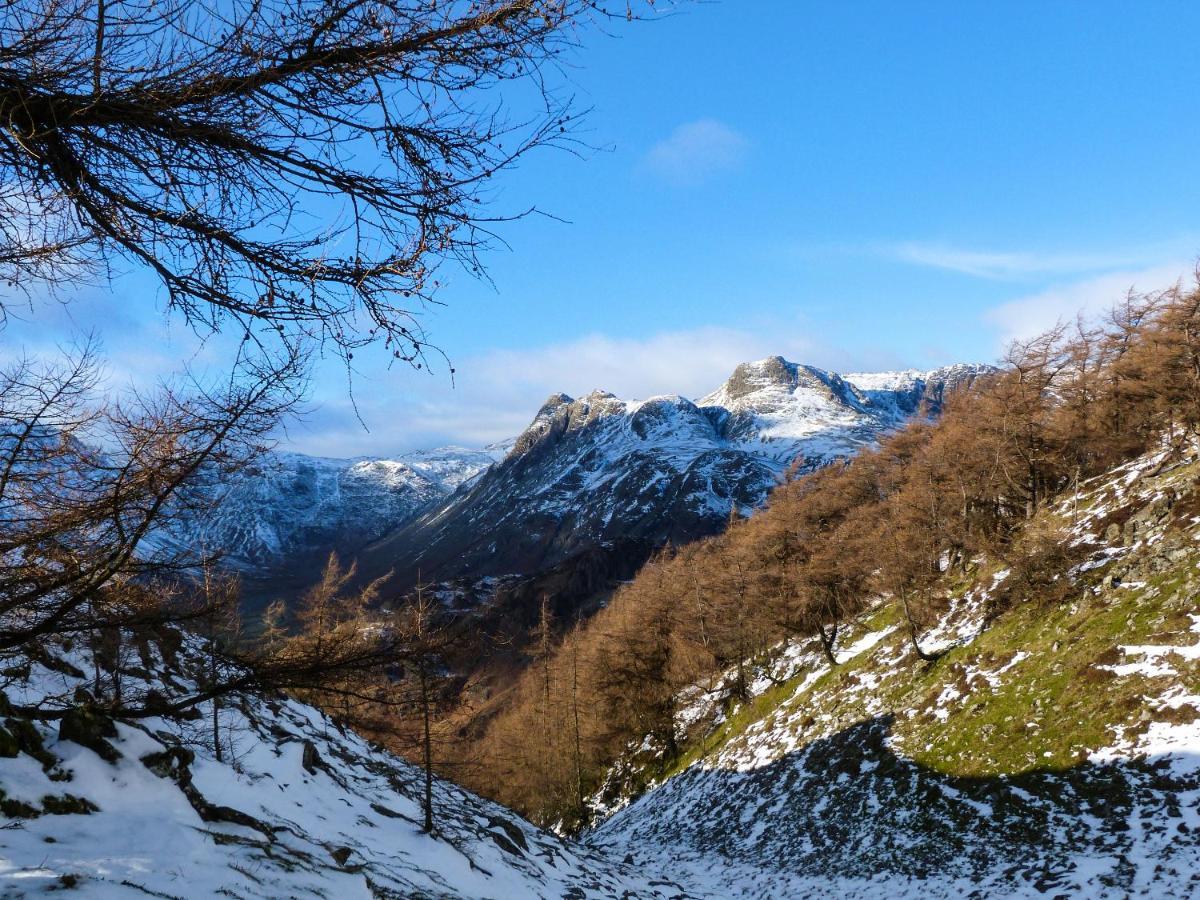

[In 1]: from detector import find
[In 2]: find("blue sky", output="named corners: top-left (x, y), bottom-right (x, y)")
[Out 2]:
top-left (10, 1), bottom-right (1200, 454)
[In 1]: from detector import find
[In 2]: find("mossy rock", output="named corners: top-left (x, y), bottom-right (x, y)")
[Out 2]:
top-left (140, 745), bottom-right (194, 782)
top-left (5, 717), bottom-right (56, 769)
top-left (0, 726), bottom-right (18, 758)
top-left (0, 789), bottom-right (40, 819)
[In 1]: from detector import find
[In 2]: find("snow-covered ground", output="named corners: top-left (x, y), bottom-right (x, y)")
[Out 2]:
top-left (0, 637), bottom-right (686, 899)
top-left (9, 434), bottom-right (1200, 900)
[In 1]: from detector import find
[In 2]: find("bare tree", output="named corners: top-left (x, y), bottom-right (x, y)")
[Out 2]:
top-left (0, 0), bottom-right (663, 361)
top-left (0, 343), bottom-right (304, 662)
top-left (393, 575), bottom-right (455, 833)
top-left (193, 562), bottom-right (243, 762)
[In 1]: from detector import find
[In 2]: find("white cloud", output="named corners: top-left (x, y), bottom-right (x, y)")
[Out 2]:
top-left (0, 283), bottom-right (244, 395)
top-left (642, 119), bottom-right (748, 185)
top-left (286, 325), bottom-right (875, 456)
top-left (983, 262), bottom-right (1191, 347)
top-left (3, 284), bottom-right (869, 458)
top-left (887, 239), bottom-right (1197, 281)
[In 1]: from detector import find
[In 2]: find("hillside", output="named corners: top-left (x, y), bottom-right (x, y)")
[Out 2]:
top-left (7, 290), bottom-right (1200, 898)
top-left (0, 633), bottom-right (687, 899)
top-left (18, 427), bottom-right (1200, 900)
top-left (584, 443), bottom-right (1200, 898)
top-left (467, 285), bottom-right (1200, 891)
top-left (156, 446), bottom-right (501, 591)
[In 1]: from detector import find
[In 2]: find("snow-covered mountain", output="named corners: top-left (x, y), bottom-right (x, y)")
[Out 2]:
top-left (358, 357), bottom-right (993, 589)
top-left (164, 445), bottom-right (502, 575)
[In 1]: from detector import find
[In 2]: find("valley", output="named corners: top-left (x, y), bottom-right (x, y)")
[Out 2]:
top-left (182, 359), bottom-right (990, 741)
top-left (194, 359), bottom-right (988, 608)
top-left (7, 284), bottom-right (1200, 898)
top-left (5, 320), bottom-right (1200, 897)
top-left (2, 1), bottom-right (1194, 896)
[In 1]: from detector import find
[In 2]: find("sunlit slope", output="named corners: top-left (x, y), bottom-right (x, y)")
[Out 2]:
top-left (589, 444), bottom-right (1200, 899)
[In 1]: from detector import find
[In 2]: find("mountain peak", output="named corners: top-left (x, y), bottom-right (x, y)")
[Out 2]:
top-left (717, 355), bottom-right (800, 402)
top-left (534, 392), bottom-right (575, 420)
top-left (700, 355), bottom-right (861, 416)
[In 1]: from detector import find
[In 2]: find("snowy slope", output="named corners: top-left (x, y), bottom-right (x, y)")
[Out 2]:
top-left (0, 635), bottom-right (686, 898)
top-left (162, 446), bottom-right (500, 574)
top-left (359, 357), bottom-right (992, 587)
top-left (698, 358), bottom-right (982, 464)
top-left (586, 443), bottom-right (1200, 899)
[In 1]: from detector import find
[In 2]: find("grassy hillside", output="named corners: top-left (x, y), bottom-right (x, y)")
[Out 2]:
top-left (586, 443), bottom-right (1200, 898)
top-left (474, 285), bottom-right (1200, 844)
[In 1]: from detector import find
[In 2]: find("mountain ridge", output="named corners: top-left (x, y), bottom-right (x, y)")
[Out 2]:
top-left (357, 357), bottom-right (993, 592)
top-left (166, 356), bottom-right (992, 626)
top-left (160, 444), bottom-right (503, 579)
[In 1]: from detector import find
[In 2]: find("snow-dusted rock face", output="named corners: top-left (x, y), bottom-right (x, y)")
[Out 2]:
top-left (698, 358), bottom-right (986, 464)
top-left (361, 357), bottom-right (993, 587)
top-left (165, 446), bottom-right (501, 575)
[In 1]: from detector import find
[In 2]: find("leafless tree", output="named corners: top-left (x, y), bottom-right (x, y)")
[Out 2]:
top-left (0, 341), bottom-right (304, 662)
top-left (193, 562), bottom-right (242, 762)
top-left (0, 0), bottom-right (662, 362)
top-left (387, 574), bottom-right (461, 832)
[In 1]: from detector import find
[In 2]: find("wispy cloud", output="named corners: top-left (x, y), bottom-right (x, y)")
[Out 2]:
top-left (0, 281), bottom-right (243, 395)
top-left (886, 239), bottom-right (1197, 280)
top-left (286, 325), bottom-right (886, 457)
top-left (4, 280), bottom-right (882, 458)
top-left (983, 262), bottom-right (1192, 346)
top-left (642, 119), bottom-right (749, 185)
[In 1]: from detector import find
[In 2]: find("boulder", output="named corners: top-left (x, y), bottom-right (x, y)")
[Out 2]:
top-left (58, 705), bottom-right (120, 764)
top-left (301, 740), bottom-right (322, 775)
top-left (140, 745), bottom-right (195, 782)
top-left (0, 726), bottom-right (18, 758)
top-left (6, 717), bottom-right (55, 768)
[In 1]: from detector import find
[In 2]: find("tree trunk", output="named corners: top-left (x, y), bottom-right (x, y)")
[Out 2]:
top-left (208, 629), bottom-right (223, 762)
top-left (92, 0), bottom-right (105, 96)
top-left (570, 634), bottom-right (584, 820)
top-left (111, 628), bottom-right (122, 706)
top-left (817, 622), bottom-right (839, 667)
top-left (899, 591), bottom-right (939, 662)
top-left (90, 598), bottom-right (102, 700)
top-left (420, 663), bottom-right (433, 834)
top-left (213, 695), bottom-right (222, 763)
top-left (1027, 457), bottom-right (1039, 519)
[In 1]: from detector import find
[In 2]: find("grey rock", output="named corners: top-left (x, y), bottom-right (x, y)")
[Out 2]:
top-left (58, 705), bottom-right (119, 764)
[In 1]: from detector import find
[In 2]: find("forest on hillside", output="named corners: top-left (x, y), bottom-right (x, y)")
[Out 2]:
top-left (9, 0), bottom-right (1200, 895)
top-left (469, 279), bottom-right (1200, 829)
